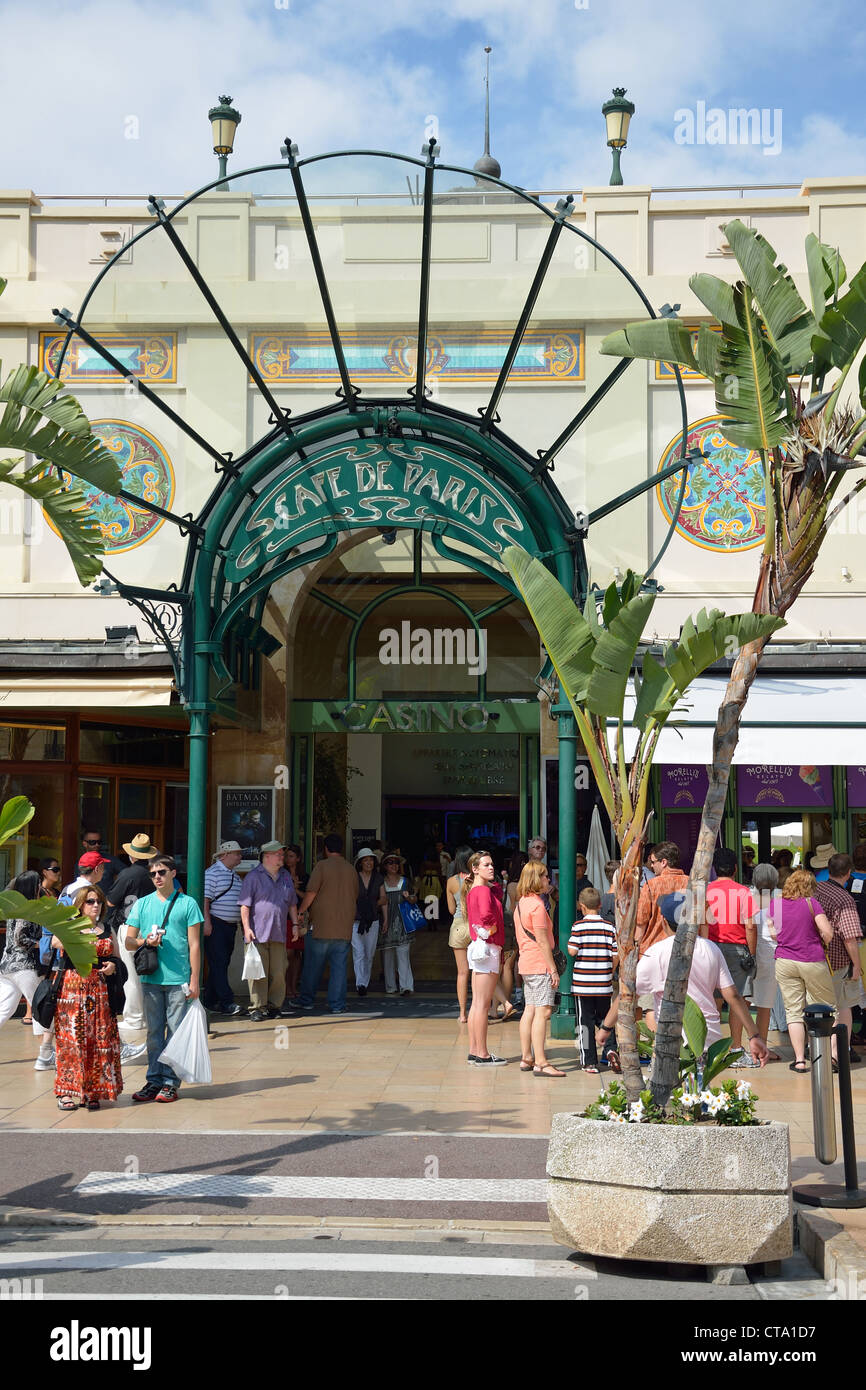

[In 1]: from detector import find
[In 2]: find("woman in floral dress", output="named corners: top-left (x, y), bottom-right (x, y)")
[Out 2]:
top-left (53, 884), bottom-right (123, 1111)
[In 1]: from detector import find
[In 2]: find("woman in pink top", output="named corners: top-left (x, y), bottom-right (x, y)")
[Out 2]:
top-left (513, 861), bottom-right (564, 1076)
top-left (463, 852), bottom-right (507, 1067)
top-left (768, 869), bottom-right (835, 1073)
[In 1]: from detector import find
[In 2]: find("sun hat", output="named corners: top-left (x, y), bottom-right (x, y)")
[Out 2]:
top-left (810, 843), bottom-right (838, 871)
top-left (354, 846), bottom-right (377, 864)
top-left (213, 840), bottom-right (242, 858)
top-left (260, 840), bottom-right (285, 854)
top-left (123, 832), bottom-right (159, 859)
top-left (78, 850), bottom-right (110, 870)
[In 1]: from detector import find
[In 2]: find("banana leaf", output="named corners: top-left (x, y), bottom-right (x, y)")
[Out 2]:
top-left (814, 263), bottom-right (866, 372)
top-left (714, 284), bottom-right (791, 451)
top-left (723, 220), bottom-right (815, 374)
top-left (0, 892), bottom-right (96, 977)
top-left (682, 995), bottom-right (707, 1060)
top-left (0, 458), bottom-right (108, 585)
top-left (586, 589), bottom-right (656, 717)
top-left (600, 319), bottom-right (701, 373)
top-left (689, 272), bottom-right (739, 329)
top-left (502, 548), bottom-right (595, 707)
top-left (0, 796), bottom-right (35, 846)
top-left (702, 1038), bottom-right (742, 1086)
top-left (805, 233), bottom-right (847, 324)
top-left (633, 610), bottom-right (784, 730)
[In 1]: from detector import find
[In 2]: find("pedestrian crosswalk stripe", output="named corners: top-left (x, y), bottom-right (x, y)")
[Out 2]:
top-left (0, 1250), bottom-right (594, 1279)
top-left (73, 1171), bottom-right (549, 1203)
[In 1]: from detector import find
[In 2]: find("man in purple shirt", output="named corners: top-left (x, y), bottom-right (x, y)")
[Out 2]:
top-left (239, 841), bottom-right (298, 1021)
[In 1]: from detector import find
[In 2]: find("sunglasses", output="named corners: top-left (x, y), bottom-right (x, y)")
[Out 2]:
top-left (149, 868), bottom-right (170, 879)
top-left (47, 865), bottom-right (60, 873)
top-left (83, 841), bottom-right (101, 848)
top-left (84, 897), bottom-right (100, 906)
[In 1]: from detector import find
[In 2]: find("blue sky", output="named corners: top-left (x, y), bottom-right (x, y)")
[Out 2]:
top-left (2, 0), bottom-right (865, 193)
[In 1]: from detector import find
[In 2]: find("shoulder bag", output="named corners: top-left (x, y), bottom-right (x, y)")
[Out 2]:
top-left (515, 900), bottom-right (567, 974)
top-left (31, 967), bottom-right (67, 1029)
top-left (396, 878), bottom-right (425, 935)
top-left (134, 890), bottom-right (178, 976)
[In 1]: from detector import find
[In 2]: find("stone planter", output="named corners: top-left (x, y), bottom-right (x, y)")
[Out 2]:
top-left (547, 1114), bottom-right (792, 1266)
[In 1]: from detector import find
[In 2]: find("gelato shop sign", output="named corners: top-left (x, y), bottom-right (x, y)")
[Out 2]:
top-left (737, 765), bottom-right (832, 806)
top-left (225, 440), bottom-right (527, 581)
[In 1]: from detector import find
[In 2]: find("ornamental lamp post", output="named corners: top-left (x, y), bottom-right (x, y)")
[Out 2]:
top-left (602, 87), bottom-right (634, 186)
top-left (209, 95), bottom-right (241, 190)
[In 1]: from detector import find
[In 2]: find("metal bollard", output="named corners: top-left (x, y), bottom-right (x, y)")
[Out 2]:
top-left (807, 1003), bottom-right (836, 1165)
top-left (795, 1005), bottom-right (866, 1209)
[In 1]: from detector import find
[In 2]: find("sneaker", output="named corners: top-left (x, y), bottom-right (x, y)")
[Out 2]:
top-left (730, 1054), bottom-right (760, 1068)
top-left (330, 1007), bottom-right (347, 1014)
top-left (120, 1042), bottom-right (147, 1062)
top-left (217, 1003), bottom-right (242, 1017)
top-left (155, 1085), bottom-right (178, 1103)
top-left (288, 998), bottom-right (314, 1011)
top-left (248, 1009), bottom-right (266, 1022)
top-left (266, 1006), bottom-right (281, 1019)
top-left (279, 1001), bottom-right (301, 1017)
top-left (401, 989), bottom-right (413, 996)
top-left (470, 1054), bottom-right (507, 1066)
top-left (357, 985), bottom-right (367, 997)
top-left (132, 1083), bottom-right (162, 1103)
top-left (34, 1051), bottom-right (55, 1071)
top-left (513, 988), bottom-right (524, 1007)
top-left (467, 1054), bottom-right (477, 1062)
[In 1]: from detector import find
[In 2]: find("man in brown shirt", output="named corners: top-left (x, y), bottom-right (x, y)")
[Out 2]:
top-left (635, 842), bottom-right (690, 958)
top-left (288, 835), bottom-right (360, 1014)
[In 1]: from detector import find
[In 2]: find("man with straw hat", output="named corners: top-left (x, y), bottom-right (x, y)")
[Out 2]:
top-left (107, 833), bottom-right (159, 1056)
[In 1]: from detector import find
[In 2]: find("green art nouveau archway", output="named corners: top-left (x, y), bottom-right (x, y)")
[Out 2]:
top-left (52, 140), bottom-right (691, 1021)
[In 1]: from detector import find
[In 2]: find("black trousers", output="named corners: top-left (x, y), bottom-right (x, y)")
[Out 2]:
top-left (203, 916), bottom-right (238, 1009)
top-left (574, 994), bottom-right (611, 1067)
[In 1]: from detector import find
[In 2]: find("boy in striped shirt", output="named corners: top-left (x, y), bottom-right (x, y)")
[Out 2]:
top-left (568, 886), bottom-right (618, 1073)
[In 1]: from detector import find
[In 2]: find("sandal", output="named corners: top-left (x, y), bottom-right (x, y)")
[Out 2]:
top-left (85, 1098), bottom-right (101, 1111)
top-left (519, 1059), bottom-right (535, 1072)
top-left (534, 1063), bottom-right (567, 1077)
top-left (789, 1060), bottom-right (809, 1072)
top-left (607, 1050), bottom-right (622, 1074)
top-left (584, 1065), bottom-right (600, 1074)
top-left (56, 1097), bottom-right (78, 1111)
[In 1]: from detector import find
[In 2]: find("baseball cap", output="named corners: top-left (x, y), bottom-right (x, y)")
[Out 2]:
top-left (78, 851), bottom-right (110, 870)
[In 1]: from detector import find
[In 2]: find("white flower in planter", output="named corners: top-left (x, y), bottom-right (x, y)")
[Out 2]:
top-left (680, 1092), bottom-right (701, 1110)
top-left (609, 1112), bottom-right (628, 1124)
top-left (736, 1080), bottom-right (752, 1101)
top-left (707, 1093), bottom-right (730, 1116)
top-left (628, 1101), bottom-right (645, 1123)
top-left (598, 1103), bottom-right (611, 1118)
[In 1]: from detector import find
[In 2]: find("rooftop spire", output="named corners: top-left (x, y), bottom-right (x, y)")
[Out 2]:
top-left (474, 45), bottom-right (501, 182)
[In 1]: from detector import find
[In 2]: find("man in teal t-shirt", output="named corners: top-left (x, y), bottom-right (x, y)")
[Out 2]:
top-left (125, 855), bottom-right (202, 1103)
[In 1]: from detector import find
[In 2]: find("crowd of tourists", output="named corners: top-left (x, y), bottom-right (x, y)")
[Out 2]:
top-left (1, 822), bottom-right (863, 1109)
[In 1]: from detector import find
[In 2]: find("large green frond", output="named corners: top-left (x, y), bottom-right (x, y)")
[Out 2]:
top-left (0, 796), bottom-right (35, 846)
top-left (814, 263), bottom-right (866, 372)
top-left (714, 284), bottom-right (790, 451)
top-left (689, 273), bottom-right (738, 328)
top-left (805, 233), bottom-right (847, 324)
top-left (0, 458), bottom-right (107, 584)
top-left (502, 548), bottom-right (595, 707)
top-left (0, 363), bottom-right (121, 495)
top-left (633, 610), bottom-right (785, 729)
top-left (585, 590), bottom-right (656, 717)
top-left (0, 892), bottom-right (97, 977)
top-left (723, 220), bottom-right (815, 374)
top-left (600, 319), bottom-right (701, 373)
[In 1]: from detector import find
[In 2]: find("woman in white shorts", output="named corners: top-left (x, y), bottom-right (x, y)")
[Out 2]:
top-left (464, 852), bottom-right (507, 1066)
top-left (750, 862), bottom-right (783, 1060)
top-left (513, 861), bottom-right (563, 1076)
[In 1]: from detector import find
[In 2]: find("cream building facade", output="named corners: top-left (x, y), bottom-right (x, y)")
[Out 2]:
top-left (1, 167), bottom-right (865, 922)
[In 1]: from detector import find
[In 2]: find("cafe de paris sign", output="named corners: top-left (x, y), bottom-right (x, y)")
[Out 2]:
top-left (224, 439), bottom-right (528, 582)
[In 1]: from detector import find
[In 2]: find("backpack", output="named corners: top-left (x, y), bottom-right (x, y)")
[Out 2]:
top-left (845, 876), bottom-right (866, 932)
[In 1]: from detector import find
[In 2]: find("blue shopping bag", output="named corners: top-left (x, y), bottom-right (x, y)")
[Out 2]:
top-left (399, 899), bottom-right (425, 934)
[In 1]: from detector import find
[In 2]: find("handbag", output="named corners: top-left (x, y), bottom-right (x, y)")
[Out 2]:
top-left (399, 898), bottom-right (426, 935)
top-left (134, 890), bottom-right (178, 976)
top-left (735, 944), bottom-right (757, 976)
top-left (515, 901), bottom-right (567, 974)
top-left (31, 969), bottom-right (66, 1029)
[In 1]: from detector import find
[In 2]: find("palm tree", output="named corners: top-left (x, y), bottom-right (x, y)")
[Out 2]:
top-left (502, 551), bottom-right (780, 1100)
top-left (0, 798), bottom-right (96, 975)
top-left (600, 221), bottom-right (866, 1103)
top-left (0, 278), bottom-right (120, 583)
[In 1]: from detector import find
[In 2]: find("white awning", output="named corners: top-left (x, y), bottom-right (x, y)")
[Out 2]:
top-left (618, 674), bottom-right (866, 765)
top-left (0, 675), bottom-right (175, 709)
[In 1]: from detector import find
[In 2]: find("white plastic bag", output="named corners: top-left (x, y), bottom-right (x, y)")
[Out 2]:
top-left (157, 998), bottom-right (212, 1084)
top-left (467, 937), bottom-right (491, 968)
top-left (242, 940), bottom-right (266, 981)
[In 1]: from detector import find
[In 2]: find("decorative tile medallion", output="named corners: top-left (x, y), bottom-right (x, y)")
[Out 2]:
top-left (43, 420), bottom-right (175, 554)
top-left (250, 330), bottom-right (584, 385)
top-left (39, 332), bottom-right (177, 384)
top-left (656, 414), bottom-right (766, 552)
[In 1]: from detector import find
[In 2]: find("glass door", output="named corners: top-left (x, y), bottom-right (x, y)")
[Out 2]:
top-left (117, 779), bottom-right (160, 855)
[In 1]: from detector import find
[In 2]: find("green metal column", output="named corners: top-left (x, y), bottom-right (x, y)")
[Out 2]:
top-left (551, 704), bottom-right (576, 1039)
top-left (186, 705), bottom-right (210, 909)
top-left (832, 765), bottom-right (847, 852)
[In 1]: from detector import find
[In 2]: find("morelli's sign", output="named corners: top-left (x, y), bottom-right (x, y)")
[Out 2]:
top-left (660, 766), bottom-right (709, 808)
top-left (737, 765), bottom-right (832, 806)
top-left (224, 440), bottom-right (527, 581)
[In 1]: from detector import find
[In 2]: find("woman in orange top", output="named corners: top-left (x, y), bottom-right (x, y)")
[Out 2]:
top-left (513, 861), bottom-right (565, 1076)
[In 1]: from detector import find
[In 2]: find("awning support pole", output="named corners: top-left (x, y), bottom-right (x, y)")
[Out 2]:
top-left (551, 705), bottom-right (577, 1038)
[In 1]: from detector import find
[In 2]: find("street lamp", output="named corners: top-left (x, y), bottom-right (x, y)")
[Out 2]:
top-left (208, 95), bottom-right (241, 190)
top-left (602, 87), bottom-right (634, 186)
